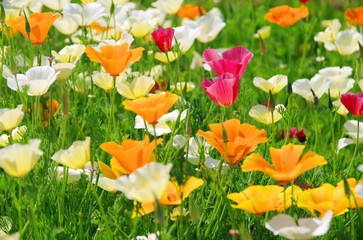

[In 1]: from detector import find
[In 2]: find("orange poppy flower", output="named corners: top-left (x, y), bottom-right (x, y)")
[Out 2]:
top-left (123, 92), bottom-right (179, 125)
top-left (98, 135), bottom-right (162, 179)
top-left (85, 42), bottom-right (144, 77)
top-left (345, 6), bottom-right (363, 26)
top-left (133, 176), bottom-right (204, 217)
top-left (7, 12), bottom-right (60, 44)
top-left (297, 178), bottom-right (363, 217)
top-left (177, 4), bottom-right (206, 19)
top-left (241, 144), bottom-right (327, 183)
top-left (264, 5), bottom-right (309, 27)
top-left (197, 119), bottom-right (267, 165)
top-left (228, 185), bottom-right (285, 215)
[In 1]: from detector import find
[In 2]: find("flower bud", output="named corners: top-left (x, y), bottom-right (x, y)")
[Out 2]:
top-left (311, 89), bottom-right (319, 106)
top-left (222, 123), bottom-right (229, 143)
top-left (23, 11), bottom-right (31, 35)
top-left (359, 41), bottom-right (363, 60)
top-left (259, 35), bottom-right (268, 55)
top-left (287, 82), bottom-right (292, 96)
top-left (185, 111), bottom-right (192, 137)
top-left (327, 89), bottom-right (333, 110)
top-left (268, 90), bottom-right (276, 112)
top-left (343, 178), bottom-right (351, 198)
top-left (189, 195), bottom-right (200, 222)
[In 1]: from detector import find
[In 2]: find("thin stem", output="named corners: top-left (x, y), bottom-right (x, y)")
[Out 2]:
top-left (153, 124), bottom-right (158, 161)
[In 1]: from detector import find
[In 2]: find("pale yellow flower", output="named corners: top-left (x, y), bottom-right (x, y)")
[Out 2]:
top-left (0, 105), bottom-right (24, 132)
top-left (92, 72), bottom-right (125, 91)
top-left (130, 22), bottom-right (154, 38)
top-left (51, 44), bottom-right (86, 63)
top-left (333, 100), bottom-right (349, 116)
top-left (52, 63), bottom-right (76, 81)
top-left (51, 137), bottom-right (91, 169)
top-left (253, 75), bottom-right (288, 94)
top-left (0, 139), bottom-right (43, 177)
top-left (253, 26), bottom-right (271, 39)
top-left (154, 52), bottom-right (178, 63)
top-left (116, 76), bottom-right (155, 99)
top-left (249, 104), bottom-right (285, 125)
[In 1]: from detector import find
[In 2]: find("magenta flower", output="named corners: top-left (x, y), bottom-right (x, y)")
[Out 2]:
top-left (151, 28), bottom-right (175, 53)
top-left (201, 73), bottom-right (238, 107)
top-left (281, 127), bottom-right (299, 139)
top-left (340, 92), bottom-right (363, 117)
top-left (203, 46), bottom-right (253, 81)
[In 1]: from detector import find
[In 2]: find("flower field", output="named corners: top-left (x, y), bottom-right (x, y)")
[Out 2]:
top-left (0, 0), bottom-right (363, 239)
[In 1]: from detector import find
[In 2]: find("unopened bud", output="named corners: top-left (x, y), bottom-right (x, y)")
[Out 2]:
top-left (9, 57), bottom-right (18, 75)
top-left (311, 89), bottom-right (319, 106)
top-left (189, 195), bottom-right (200, 222)
top-left (23, 11), bottom-right (31, 35)
top-left (259, 34), bottom-right (267, 55)
top-left (327, 89), bottom-right (333, 110)
top-left (222, 123), bottom-right (229, 143)
top-left (62, 84), bottom-right (70, 115)
top-left (185, 111), bottom-right (192, 137)
top-left (268, 90), bottom-right (275, 112)
top-left (110, 1), bottom-right (115, 16)
top-left (343, 178), bottom-right (351, 198)
top-left (359, 41), bottom-right (363, 60)
top-left (287, 82), bottom-right (292, 96)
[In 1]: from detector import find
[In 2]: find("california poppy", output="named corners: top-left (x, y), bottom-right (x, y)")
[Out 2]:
top-left (197, 119), bottom-right (267, 165)
top-left (340, 92), bottom-right (363, 117)
top-left (99, 135), bottom-right (162, 178)
top-left (345, 6), bottom-right (363, 26)
top-left (264, 5), bottom-right (309, 27)
top-left (151, 28), bottom-right (175, 53)
top-left (133, 176), bottom-right (204, 217)
top-left (85, 43), bottom-right (144, 77)
top-left (241, 144), bottom-right (327, 182)
top-left (177, 4), bottom-right (206, 19)
top-left (123, 92), bottom-right (179, 125)
top-left (7, 12), bottom-right (60, 45)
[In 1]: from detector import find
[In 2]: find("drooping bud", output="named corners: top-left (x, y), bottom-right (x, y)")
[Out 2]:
top-left (222, 123), bottom-right (229, 143)
top-left (358, 41), bottom-right (363, 60)
top-left (110, 0), bottom-right (115, 16)
top-left (268, 90), bottom-right (275, 112)
top-left (311, 89), bottom-right (319, 106)
top-left (343, 178), bottom-right (351, 199)
top-left (62, 84), bottom-right (70, 116)
top-left (189, 195), bottom-right (200, 222)
top-left (259, 34), bottom-right (267, 55)
top-left (185, 111), bottom-right (192, 137)
top-left (287, 82), bottom-right (292, 96)
top-left (327, 88), bottom-right (333, 110)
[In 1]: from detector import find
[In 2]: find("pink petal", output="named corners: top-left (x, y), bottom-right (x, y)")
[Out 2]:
top-left (203, 75), bottom-right (236, 107)
top-left (341, 92), bottom-right (363, 117)
top-left (203, 49), bottom-right (221, 62)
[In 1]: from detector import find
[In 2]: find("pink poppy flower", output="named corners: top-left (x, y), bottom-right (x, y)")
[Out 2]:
top-left (203, 46), bottom-right (253, 81)
top-left (151, 28), bottom-right (175, 53)
top-left (340, 92), bottom-right (363, 117)
top-left (201, 73), bottom-right (238, 107)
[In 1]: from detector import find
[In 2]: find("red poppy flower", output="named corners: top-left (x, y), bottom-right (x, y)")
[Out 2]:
top-left (151, 28), bottom-right (175, 53)
top-left (340, 92), bottom-right (363, 117)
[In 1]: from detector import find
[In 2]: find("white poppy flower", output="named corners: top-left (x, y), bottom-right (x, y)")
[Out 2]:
top-left (115, 162), bottom-right (172, 202)
top-left (249, 104), bottom-right (285, 125)
top-left (62, 2), bottom-right (106, 27)
top-left (2, 0), bottom-right (29, 9)
top-left (318, 66), bottom-right (354, 98)
top-left (93, 72), bottom-right (125, 91)
top-left (135, 109), bottom-right (187, 136)
top-left (98, 0), bottom-right (128, 7)
top-left (154, 51), bottom-right (178, 63)
top-left (93, 175), bottom-right (117, 193)
top-left (41, 0), bottom-right (70, 10)
top-left (0, 139), bottom-right (43, 177)
top-left (190, 51), bottom-right (203, 70)
top-left (53, 15), bottom-right (80, 36)
top-left (98, 32), bottom-right (134, 48)
top-left (0, 126), bottom-right (26, 147)
top-left (182, 9), bottom-right (226, 43)
top-left (265, 211), bottom-right (333, 240)
top-left (324, 29), bottom-right (363, 56)
top-left (52, 63), bottom-right (76, 81)
top-left (173, 26), bottom-right (201, 54)
top-left (51, 137), bottom-right (91, 169)
top-left (54, 167), bottom-right (83, 184)
top-left (151, 0), bottom-right (183, 15)
top-left (253, 75), bottom-right (288, 94)
top-left (0, 105), bottom-right (24, 132)
top-left (337, 120), bottom-right (363, 153)
top-left (314, 19), bottom-right (341, 43)
top-left (116, 75), bottom-right (155, 99)
top-left (7, 67), bottom-right (58, 96)
top-left (292, 74), bottom-right (330, 102)
top-left (123, 10), bottom-right (161, 38)
top-left (51, 44), bottom-right (86, 63)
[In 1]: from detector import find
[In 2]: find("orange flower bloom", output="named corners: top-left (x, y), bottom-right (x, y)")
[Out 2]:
top-left (345, 6), bottom-right (363, 26)
top-left (133, 176), bottom-right (204, 217)
top-left (197, 119), bottom-right (267, 165)
top-left (7, 12), bottom-right (60, 44)
top-left (177, 4), bottom-right (206, 19)
top-left (123, 92), bottom-right (179, 125)
top-left (85, 43), bottom-right (144, 76)
top-left (228, 185), bottom-right (285, 215)
top-left (264, 5), bottom-right (309, 27)
top-left (297, 178), bottom-right (363, 217)
top-left (99, 135), bottom-right (162, 179)
top-left (241, 144), bottom-right (327, 182)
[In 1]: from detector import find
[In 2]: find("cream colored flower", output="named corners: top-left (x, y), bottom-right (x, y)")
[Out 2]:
top-left (7, 66), bottom-right (59, 97)
top-left (314, 19), bottom-right (341, 43)
top-left (92, 72), bottom-right (125, 91)
top-left (130, 22), bottom-right (154, 38)
top-left (0, 139), bottom-right (43, 177)
top-left (93, 175), bottom-right (117, 193)
top-left (151, 0), bottom-right (183, 15)
top-left (324, 29), bottom-right (363, 56)
top-left (53, 15), bottom-right (79, 35)
top-left (116, 76), bottom-right (155, 99)
top-left (154, 51), bottom-right (178, 63)
top-left (51, 44), bottom-right (86, 63)
top-left (292, 74), bottom-right (330, 102)
top-left (0, 105), bottom-right (24, 132)
top-left (333, 100), bottom-right (349, 116)
top-left (51, 137), bottom-right (91, 169)
top-left (249, 104), bottom-right (285, 125)
top-left (253, 26), bottom-right (271, 39)
top-left (358, 79), bottom-right (363, 91)
top-left (173, 26), bottom-right (200, 54)
top-left (41, 0), bottom-right (70, 10)
top-left (52, 63), bottom-right (76, 81)
top-left (318, 66), bottom-right (354, 98)
top-left (190, 52), bottom-right (203, 70)
top-left (337, 120), bottom-right (363, 153)
top-left (54, 167), bottom-right (83, 184)
top-left (253, 75), bottom-right (288, 94)
top-left (62, 2), bottom-right (106, 27)
top-left (0, 126), bottom-right (27, 147)
top-left (115, 162), bottom-right (172, 202)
